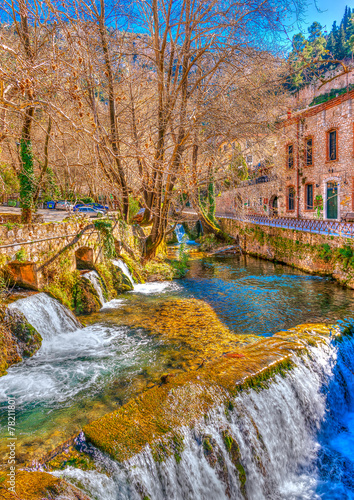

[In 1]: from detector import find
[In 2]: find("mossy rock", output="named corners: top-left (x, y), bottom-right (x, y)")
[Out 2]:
top-left (110, 263), bottom-right (134, 293)
top-left (222, 429), bottom-right (247, 497)
top-left (0, 470), bottom-right (90, 499)
top-left (0, 307), bottom-right (42, 376)
top-left (72, 276), bottom-right (102, 315)
top-left (4, 308), bottom-right (42, 358)
top-left (96, 261), bottom-right (133, 299)
top-left (202, 434), bottom-right (230, 496)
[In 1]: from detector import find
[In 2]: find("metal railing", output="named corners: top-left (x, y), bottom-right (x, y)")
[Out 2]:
top-left (238, 174), bottom-right (278, 188)
top-left (218, 213), bottom-right (354, 238)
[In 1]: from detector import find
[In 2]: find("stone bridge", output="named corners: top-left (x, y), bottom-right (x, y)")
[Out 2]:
top-left (0, 218), bottom-right (138, 289)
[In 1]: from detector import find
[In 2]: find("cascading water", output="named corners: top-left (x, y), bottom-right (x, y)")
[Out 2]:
top-left (82, 271), bottom-right (106, 306)
top-left (112, 259), bottom-right (134, 287)
top-left (175, 223), bottom-right (187, 243)
top-left (54, 334), bottom-right (354, 500)
top-left (0, 291), bottom-right (164, 461)
top-left (7, 292), bottom-right (81, 338)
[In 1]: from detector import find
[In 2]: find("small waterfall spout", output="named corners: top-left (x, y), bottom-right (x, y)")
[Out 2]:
top-left (82, 271), bottom-right (106, 306)
top-left (7, 293), bottom-right (81, 339)
top-left (112, 259), bottom-right (134, 287)
top-left (175, 223), bottom-right (187, 243)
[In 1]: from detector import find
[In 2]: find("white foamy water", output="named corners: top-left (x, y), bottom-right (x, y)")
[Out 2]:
top-left (55, 336), bottom-right (354, 500)
top-left (132, 282), bottom-right (180, 294)
top-left (82, 271), bottom-right (106, 306)
top-left (0, 322), bottom-right (144, 406)
top-left (101, 299), bottom-right (125, 310)
top-left (7, 292), bottom-right (81, 338)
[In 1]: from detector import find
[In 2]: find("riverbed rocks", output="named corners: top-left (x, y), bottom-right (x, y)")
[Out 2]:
top-left (101, 297), bottom-right (259, 371)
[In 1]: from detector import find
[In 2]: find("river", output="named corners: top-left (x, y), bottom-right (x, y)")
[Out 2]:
top-left (0, 252), bottom-right (354, 499)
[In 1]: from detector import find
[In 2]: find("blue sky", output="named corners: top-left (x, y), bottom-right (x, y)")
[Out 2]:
top-left (301, 0), bottom-right (350, 33)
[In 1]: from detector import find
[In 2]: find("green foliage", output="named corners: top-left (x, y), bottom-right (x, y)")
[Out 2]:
top-left (41, 167), bottom-right (60, 202)
top-left (199, 233), bottom-right (219, 251)
top-left (3, 222), bottom-right (23, 230)
top-left (14, 247), bottom-right (27, 262)
top-left (338, 244), bottom-right (354, 270)
top-left (19, 139), bottom-right (35, 210)
top-left (318, 243), bottom-right (332, 262)
top-left (0, 162), bottom-right (20, 194)
top-left (288, 7), bottom-right (354, 91)
top-left (310, 84), bottom-right (354, 107)
top-left (170, 243), bottom-right (189, 278)
top-left (128, 195), bottom-right (140, 223)
top-left (94, 219), bottom-right (116, 259)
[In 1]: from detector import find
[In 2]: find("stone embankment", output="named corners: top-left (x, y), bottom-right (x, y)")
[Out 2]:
top-left (220, 218), bottom-right (354, 288)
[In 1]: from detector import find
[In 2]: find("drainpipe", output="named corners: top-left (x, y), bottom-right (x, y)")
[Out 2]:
top-left (296, 119), bottom-right (300, 218)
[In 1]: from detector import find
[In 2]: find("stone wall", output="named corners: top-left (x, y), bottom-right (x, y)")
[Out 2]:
top-left (220, 217), bottom-right (354, 288)
top-left (0, 218), bottom-right (141, 289)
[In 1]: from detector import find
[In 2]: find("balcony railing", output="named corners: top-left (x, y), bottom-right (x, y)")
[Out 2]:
top-left (217, 213), bottom-right (354, 238)
top-left (238, 174), bottom-right (278, 188)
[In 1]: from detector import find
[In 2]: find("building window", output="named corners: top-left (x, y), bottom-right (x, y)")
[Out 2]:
top-left (305, 183), bottom-right (314, 210)
top-left (327, 129), bottom-right (337, 161)
top-left (305, 137), bottom-right (313, 166)
top-left (287, 144), bottom-right (294, 169)
top-left (287, 186), bottom-right (295, 211)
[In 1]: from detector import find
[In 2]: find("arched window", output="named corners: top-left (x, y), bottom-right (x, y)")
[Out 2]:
top-left (287, 186), bottom-right (295, 211)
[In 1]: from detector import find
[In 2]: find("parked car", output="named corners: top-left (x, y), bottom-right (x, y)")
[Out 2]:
top-left (75, 206), bottom-right (105, 217)
top-left (91, 203), bottom-right (109, 211)
top-left (73, 203), bottom-right (108, 212)
top-left (56, 200), bottom-right (74, 211)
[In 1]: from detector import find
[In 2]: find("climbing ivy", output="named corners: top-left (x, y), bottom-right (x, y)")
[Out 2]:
top-left (94, 219), bottom-right (116, 259)
top-left (19, 139), bottom-right (35, 222)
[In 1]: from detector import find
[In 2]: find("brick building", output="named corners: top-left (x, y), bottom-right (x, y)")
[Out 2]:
top-left (216, 86), bottom-right (354, 221)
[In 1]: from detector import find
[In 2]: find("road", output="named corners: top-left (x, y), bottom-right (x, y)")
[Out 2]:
top-left (0, 206), bottom-right (72, 223)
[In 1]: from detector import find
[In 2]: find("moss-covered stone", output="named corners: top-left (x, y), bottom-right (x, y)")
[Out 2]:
top-left (0, 307), bottom-right (42, 376)
top-left (222, 429), bottom-right (247, 498)
top-left (95, 261), bottom-right (133, 299)
top-left (72, 276), bottom-right (102, 315)
top-left (0, 470), bottom-right (90, 499)
top-left (4, 308), bottom-right (42, 358)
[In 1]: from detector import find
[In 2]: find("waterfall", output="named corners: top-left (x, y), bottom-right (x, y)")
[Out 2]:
top-left (7, 293), bottom-right (81, 339)
top-left (175, 223), bottom-right (187, 243)
top-left (82, 271), bottom-right (106, 306)
top-left (112, 259), bottom-right (134, 287)
top-left (55, 334), bottom-right (354, 500)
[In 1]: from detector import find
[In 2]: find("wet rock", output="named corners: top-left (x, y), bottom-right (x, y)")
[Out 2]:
top-left (72, 276), bottom-right (102, 315)
top-left (0, 470), bottom-right (90, 499)
top-left (4, 308), bottom-right (42, 358)
top-left (0, 308), bottom-right (42, 376)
